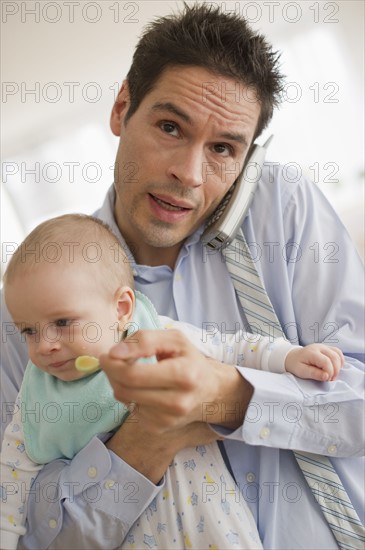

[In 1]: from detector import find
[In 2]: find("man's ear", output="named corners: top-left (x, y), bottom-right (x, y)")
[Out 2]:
top-left (115, 286), bottom-right (135, 332)
top-left (110, 80), bottom-right (131, 136)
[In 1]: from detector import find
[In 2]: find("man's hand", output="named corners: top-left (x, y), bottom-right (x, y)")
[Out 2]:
top-left (285, 343), bottom-right (344, 381)
top-left (106, 414), bottom-right (221, 484)
top-left (100, 329), bottom-right (253, 433)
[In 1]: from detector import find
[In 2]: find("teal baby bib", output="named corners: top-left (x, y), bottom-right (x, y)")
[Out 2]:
top-left (21, 292), bottom-right (161, 463)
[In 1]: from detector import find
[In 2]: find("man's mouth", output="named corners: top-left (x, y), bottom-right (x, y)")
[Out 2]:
top-left (148, 193), bottom-right (195, 223)
top-left (153, 196), bottom-right (188, 211)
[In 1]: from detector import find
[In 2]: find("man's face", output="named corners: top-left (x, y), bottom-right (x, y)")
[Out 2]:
top-left (110, 66), bottom-right (261, 266)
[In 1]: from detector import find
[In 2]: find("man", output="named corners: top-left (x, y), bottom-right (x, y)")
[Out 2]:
top-left (1, 4), bottom-right (364, 549)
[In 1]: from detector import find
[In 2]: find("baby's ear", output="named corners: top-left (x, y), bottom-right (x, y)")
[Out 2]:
top-left (115, 286), bottom-right (135, 328)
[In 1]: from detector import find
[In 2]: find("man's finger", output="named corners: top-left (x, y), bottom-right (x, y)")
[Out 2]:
top-left (109, 329), bottom-right (191, 361)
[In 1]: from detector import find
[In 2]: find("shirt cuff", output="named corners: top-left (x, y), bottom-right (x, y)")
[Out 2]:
top-left (210, 368), bottom-right (302, 447)
top-left (210, 367), bottom-right (359, 456)
top-left (21, 436), bottom-right (165, 549)
top-left (60, 435), bottom-right (164, 525)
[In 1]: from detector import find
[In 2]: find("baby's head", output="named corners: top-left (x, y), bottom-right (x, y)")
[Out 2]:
top-left (3, 214), bottom-right (135, 381)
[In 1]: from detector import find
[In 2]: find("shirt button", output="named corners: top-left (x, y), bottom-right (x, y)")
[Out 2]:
top-left (259, 427), bottom-right (270, 439)
top-left (104, 479), bottom-right (115, 489)
top-left (327, 444), bottom-right (337, 454)
top-left (87, 466), bottom-right (97, 478)
top-left (49, 519), bottom-right (57, 529)
top-left (246, 472), bottom-right (256, 482)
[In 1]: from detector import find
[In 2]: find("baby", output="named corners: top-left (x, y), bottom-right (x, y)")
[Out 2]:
top-left (0, 214), bottom-right (343, 550)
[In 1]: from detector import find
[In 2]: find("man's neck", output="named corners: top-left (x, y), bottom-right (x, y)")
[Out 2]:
top-left (133, 242), bottom-right (181, 269)
top-left (114, 215), bottom-right (181, 270)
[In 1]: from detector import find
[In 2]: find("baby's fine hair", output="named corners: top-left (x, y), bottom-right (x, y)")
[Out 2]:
top-left (3, 214), bottom-right (135, 293)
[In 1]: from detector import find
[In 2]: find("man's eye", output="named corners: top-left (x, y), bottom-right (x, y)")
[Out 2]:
top-left (213, 143), bottom-right (233, 157)
top-left (160, 121), bottom-right (179, 136)
top-left (55, 319), bottom-right (71, 327)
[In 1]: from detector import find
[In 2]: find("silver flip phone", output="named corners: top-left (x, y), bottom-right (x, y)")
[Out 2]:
top-left (201, 135), bottom-right (273, 250)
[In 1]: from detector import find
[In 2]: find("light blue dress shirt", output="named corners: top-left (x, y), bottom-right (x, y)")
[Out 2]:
top-left (1, 163), bottom-right (364, 549)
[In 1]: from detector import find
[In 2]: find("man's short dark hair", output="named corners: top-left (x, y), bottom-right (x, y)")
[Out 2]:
top-left (125, 3), bottom-right (284, 138)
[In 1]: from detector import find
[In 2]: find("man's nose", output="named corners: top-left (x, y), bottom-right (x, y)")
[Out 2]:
top-left (167, 146), bottom-right (205, 188)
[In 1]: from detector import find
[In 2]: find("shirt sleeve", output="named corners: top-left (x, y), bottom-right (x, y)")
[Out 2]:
top-left (231, 355), bottom-right (365, 457)
top-left (18, 436), bottom-right (164, 549)
top-left (166, 319), bottom-right (364, 458)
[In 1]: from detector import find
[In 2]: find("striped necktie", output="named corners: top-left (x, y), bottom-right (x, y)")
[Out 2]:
top-left (224, 228), bottom-right (365, 550)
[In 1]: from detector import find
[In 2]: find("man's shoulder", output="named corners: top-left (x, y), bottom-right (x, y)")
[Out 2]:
top-left (255, 161), bottom-right (312, 211)
top-left (260, 161), bottom-right (308, 192)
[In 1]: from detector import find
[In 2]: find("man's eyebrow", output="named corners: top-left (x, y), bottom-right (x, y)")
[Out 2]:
top-left (151, 102), bottom-right (192, 124)
top-left (219, 132), bottom-right (249, 147)
top-left (151, 101), bottom-right (249, 147)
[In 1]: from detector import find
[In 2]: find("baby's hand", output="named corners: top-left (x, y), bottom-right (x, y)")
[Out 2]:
top-left (285, 344), bottom-right (344, 382)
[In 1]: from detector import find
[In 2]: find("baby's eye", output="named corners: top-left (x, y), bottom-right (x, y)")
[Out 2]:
top-left (20, 327), bottom-right (36, 336)
top-left (160, 121), bottom-right (179, 137)
top-left (55, 319), bottom-right (71, 327)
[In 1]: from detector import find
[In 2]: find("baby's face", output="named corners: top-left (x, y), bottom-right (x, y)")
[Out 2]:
top-left (5, 261), bottom-right (129, 381)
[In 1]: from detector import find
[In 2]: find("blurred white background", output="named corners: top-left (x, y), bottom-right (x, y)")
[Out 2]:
top-left (1, 0), bottom-right (364, 275)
